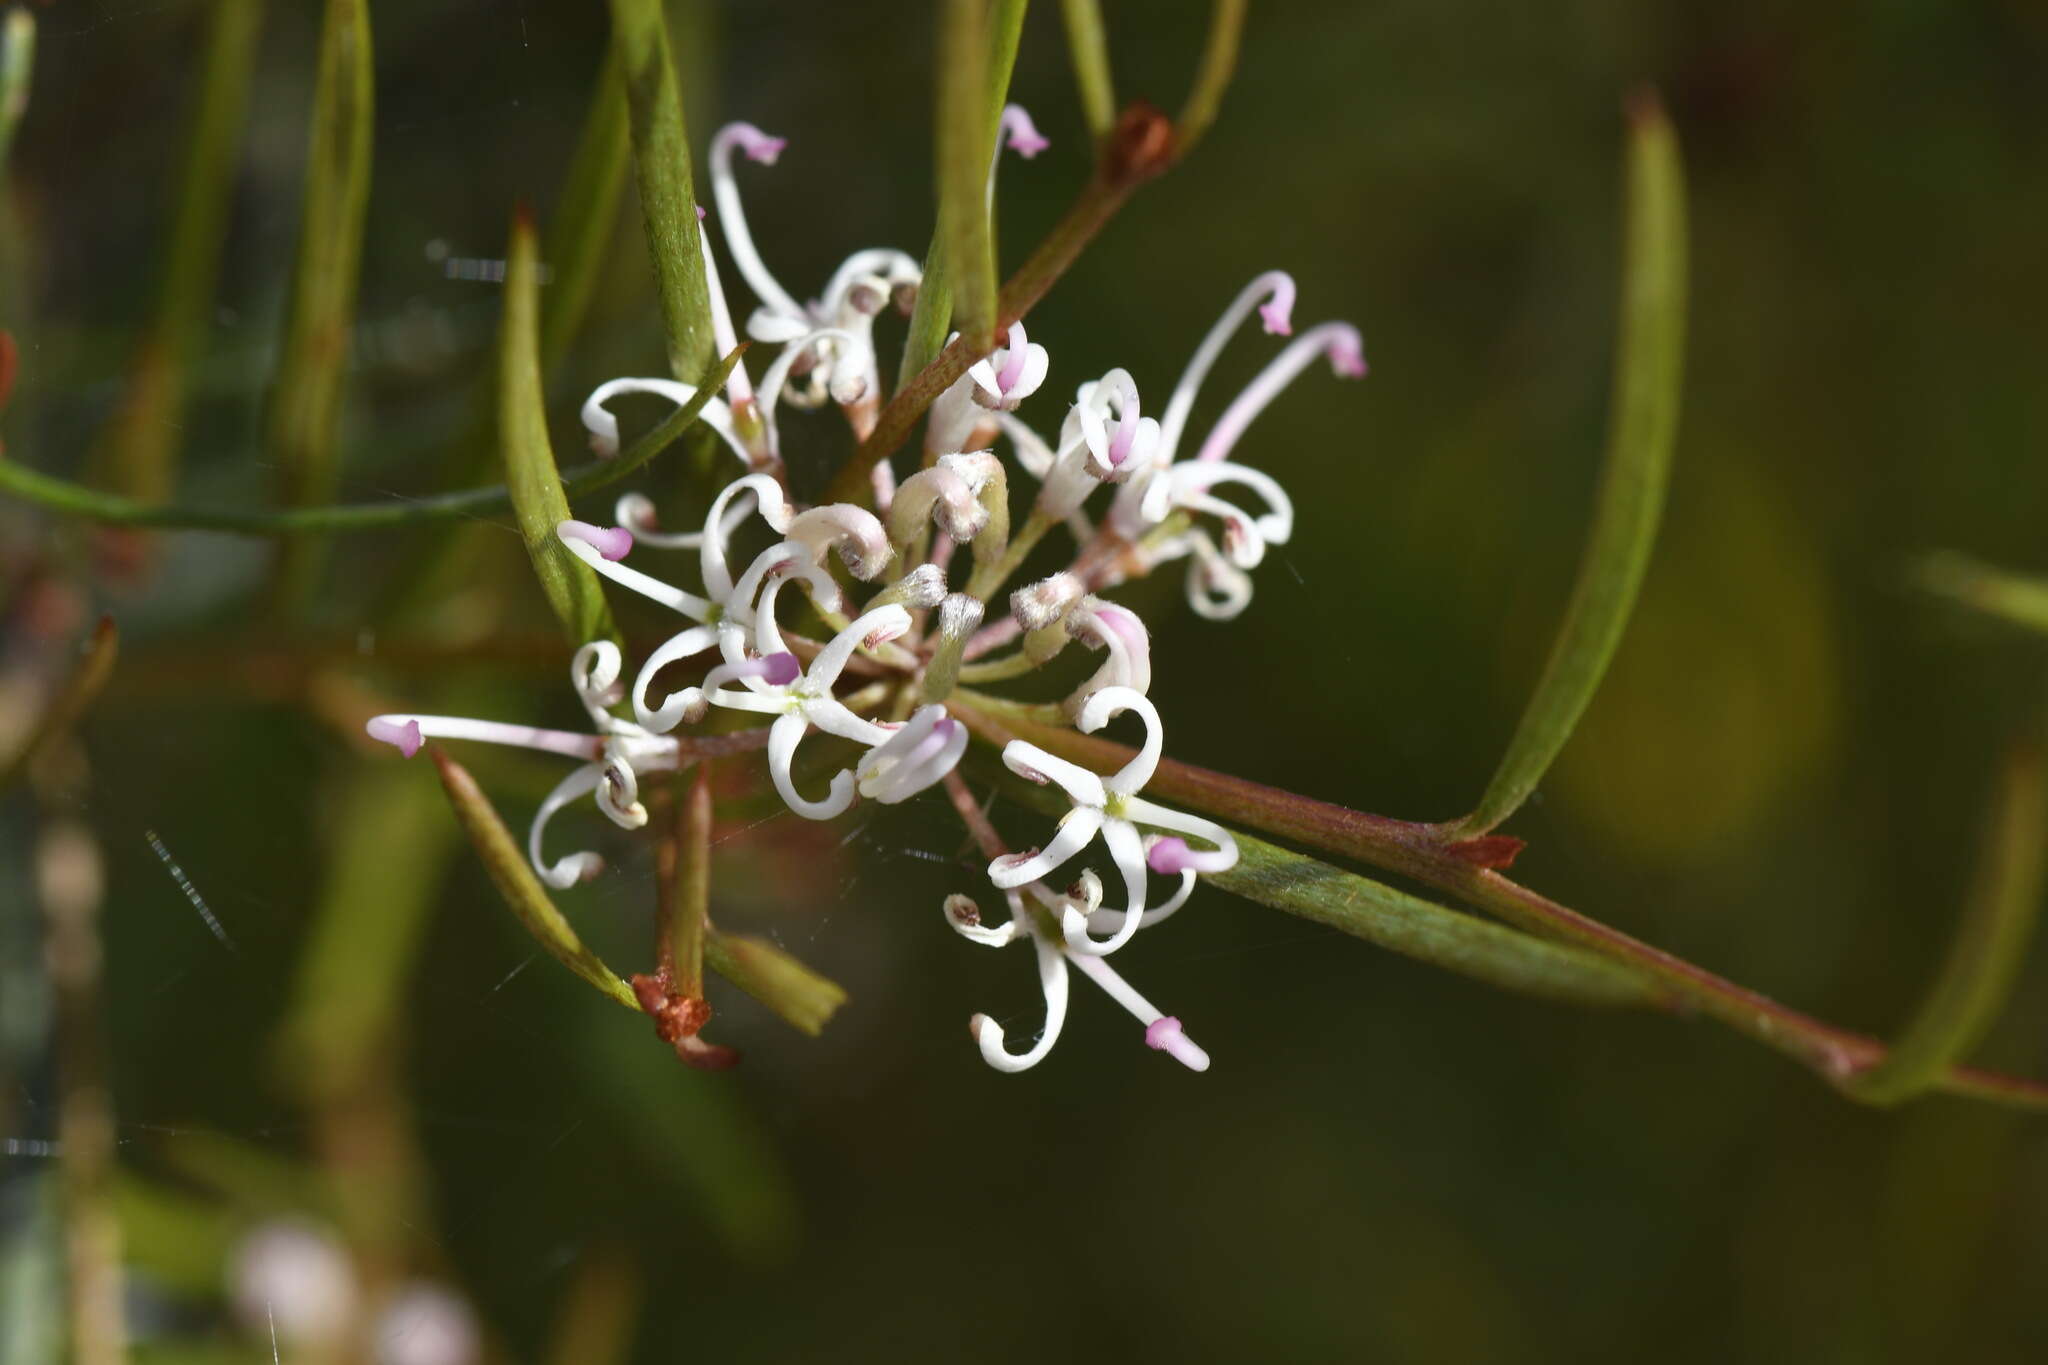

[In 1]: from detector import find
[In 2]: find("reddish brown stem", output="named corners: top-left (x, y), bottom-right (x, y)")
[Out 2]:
top-left (947, 700), bottom-right (2048, 1107)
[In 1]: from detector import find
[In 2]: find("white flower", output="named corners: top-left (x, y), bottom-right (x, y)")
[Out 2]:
top-left (367, 642), bottom-right (677, 888)
top-left (227, 1220), bottom-right (357, 1351)
top-left (696, 605), bottom-right (910, 819)
top-left (856, 703), bottom-right (968, 804)
top-left (373, 1284), bottom-right (479, 1365)
top-left (990, 686), bottom-right (1236, 956)
top-left (944, 875), bottom-right (1210, 1073)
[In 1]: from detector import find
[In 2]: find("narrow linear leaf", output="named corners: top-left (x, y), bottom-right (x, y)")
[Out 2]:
top-left (703, 930), bottom-right (847, 1036)
top-left (0, 616), bottom-right (117, 793)
top-left (270, 0), bottom-right (373, 596)
top-left (1173, 0), bottom-right (1246, 158)
top-left (0, 347), bottom-right (743, 537)
top-left (1848, 743), bottom-right (2048, 1104)
top-left (501, 207), bottom-right (619, 647)
top-left (938, 0), bottom-right (997, 350)
top-left (100, 0), bottom-right (264, 501)
top-left (1057, 0), bottom-right (1115, 139)
top-left (1458, 93), bottom-right (1687, 837)
top-left (607, 0), bottom-right (715, 383)
top-left (898, 0), bottom-right (1029, 388)
top-left (1915, 552), bottom-right (2048, 637)
top-left (429, 747), bottom-right (640, 1013)
top-left (541, 51), bottom-right (633, 371)
top-left (1213, 834), bottom-right (1662, 1007)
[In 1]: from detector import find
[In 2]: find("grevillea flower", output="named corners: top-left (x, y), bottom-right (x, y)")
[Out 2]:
top-left (991, 686), bottom-right (1237, 957)
top-left (693, 605), bottom-right (913, 819)
top-left (944, 876), bottom-right (1210, 1073)
top-left (366, 642), bottom-right (679, 888)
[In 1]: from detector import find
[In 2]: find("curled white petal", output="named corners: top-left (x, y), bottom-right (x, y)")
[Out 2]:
top-left (528, 764), bottom-right (606, 888)
top-left (988, 807), bottom-right (1103, 889)
top-left (1076, 686), bottom-right (1164, 795)
top-left (970, 932), bottom-right (1069, 1073)
top-left (766, 711), bottom-right (857, 820)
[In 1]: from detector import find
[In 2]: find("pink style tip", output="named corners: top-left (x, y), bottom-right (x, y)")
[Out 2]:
top-left (367, 717), bottom-right (423, 759)
top-left (561, 520), bottom-right (634, 561)
top-left (1331, 341), bottom-right (1368, 379)
top-left (1000, 107), bottom-right (1049, 159)
top-left (761, 651), bottom-right (801, 686)
top-left (1148, 836), bottom-right (1195, 875)
top-left (696, 204), bottom-right (707, 221)
top-left (995, 323), bottom-right (1028, 392)
top-left (739, 129), bottom-right (786, 164)
top-left (1145, 1016), bottom-right (1185, 1051)
top-left (1258, 276), bottom-right (1297, 336)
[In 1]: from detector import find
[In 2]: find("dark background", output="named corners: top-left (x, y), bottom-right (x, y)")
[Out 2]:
top-left (5, 2), bottom-right (2048, 1361)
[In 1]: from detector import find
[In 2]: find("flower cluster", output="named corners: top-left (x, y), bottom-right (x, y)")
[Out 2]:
top-left (368, 110), bottom-right (1364, 1073)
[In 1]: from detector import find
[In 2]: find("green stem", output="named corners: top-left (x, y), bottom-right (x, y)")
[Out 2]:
top-left (0, 348), bottom-right (743, 537)
top-left (1915, 552), bottom-right (2048, 637)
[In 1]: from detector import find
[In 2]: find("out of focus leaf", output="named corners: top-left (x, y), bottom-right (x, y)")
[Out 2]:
top-left (1057, 0), bottom-right (1115, 139)
top-left (500, 208), bottom-right (620, 647)
top-left (577, 1009), bottom-right (800, 1265)
top-left (0, 616), bottom-right (116, 793)
top-left (1916, 552), bottom-right (2048, 636)
top-left (431, 747), bottom-right (640, 1012)
top-left (1456, 93), bottom-right (1687, 837)
top-left (100, 0), bottom-right (264, 501)
top-left (542, 51), bottom-right (633, 371)
top-left (1848, 743), bottom-right (2048, 1104)
top-left (0, 8), bottom-right (34, 176)
top-left (1175, 0), bottom-right (1247, 157)
top-left (277, 761), bottom-right (457, 1100)
top-left (112, 1174), bottom-right (240, 1298)
top-left (270, 0), bottom-right (373, 602)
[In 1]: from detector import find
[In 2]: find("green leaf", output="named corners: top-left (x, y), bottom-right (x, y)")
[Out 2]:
top-left (938, 0), bottom-right (998, 352)
top-left (607, 0), bottom-right (715, 383)
top-left (500, 207), bottom-right (620, 647)
top-left (1456, 93), bottom-right (1688, 837)
top-left (269, 0), bottom-right (373, 597)
top-left (898, 0), bottom-right (1031, 389)
top-left (541, 51), bottom-right (633, 372)
top-left (1213, 834), bottom-right (1662, 1007)
top-left (703, 931), bottom-right (848, 1036)
top-left (99, 0), bottom-right (264, 502)
top-left (1174, 0), bottom-right (1246, 158)
top-left (1057, 0), bottom-right (1115, 140)
top-left (431, 747), bottom-right (641, 1013)
top-left (1915, 551), bottom-right (2048, 637)
top-left (1847, 743), bottom-right (2048, 1104)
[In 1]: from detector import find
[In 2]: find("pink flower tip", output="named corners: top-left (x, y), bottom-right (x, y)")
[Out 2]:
top-left (1001, 106), bottom-right (1049, 159)
top-left (1258, 300), bottom-right (1294, 336)
top-left (1147, 836), bottom-right (1195, 875)
top-left (740, 130), bottom-right (786, 164)
top-left (761, 651), bottom-right (801, 686)
top-left (367, 717), bottom-right (422, 759)
top-left (695, 204), bottom-right (707, 221)
top-left (1330, 340), bottom-right (1368, 379)
top-left (561, 520), bottom-right (633, 561)
top-left (1144, 1016), bottom-right (1185, 1051)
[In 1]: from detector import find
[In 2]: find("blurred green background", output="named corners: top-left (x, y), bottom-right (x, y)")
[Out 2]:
top-left (5, 1), bottom-right (2048, 1361)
